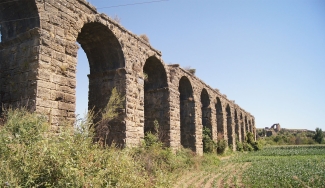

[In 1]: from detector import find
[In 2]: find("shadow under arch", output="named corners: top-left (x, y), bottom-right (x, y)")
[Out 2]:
top-left (240, 113), bottom-right (245, 142)
top-left (77, 22), bottom-right (126, 147)
top-left (245, 116), bottom-right (248, 133)
top-left (226, 104), bottom-right (233, 146)
top-left (215, 97), bottom-right (223, 139)
top-left (179, 76), bottom-right (196, 151)
top-left (201, 88), bottom-right (212, 137)
top-left (234, 109), bottom-right (239, 142)
top-left (143, 56), bottom-right (170, 145)
top-left (0, 0), bottom-right (39, 42)
top-left (0, 0), bottom-right (40, 114)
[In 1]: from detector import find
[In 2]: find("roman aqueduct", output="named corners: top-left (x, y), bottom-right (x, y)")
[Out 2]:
top-left (0, 0), bottom-right (255, 154)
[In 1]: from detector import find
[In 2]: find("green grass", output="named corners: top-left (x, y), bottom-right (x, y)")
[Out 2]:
top-left (238, 145), bottom-right (325, 188)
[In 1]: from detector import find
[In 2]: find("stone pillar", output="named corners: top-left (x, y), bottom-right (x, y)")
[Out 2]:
top-left (169, 88), bottom-right (181, 150)
top-left (230, 110), bottom-right (236, 151)
top-left (223, 111), bottom-right (228, 144)
top-left (124, 73), bottom-right (143, 147)
top-left (195, 96), bottom-right (203, 155)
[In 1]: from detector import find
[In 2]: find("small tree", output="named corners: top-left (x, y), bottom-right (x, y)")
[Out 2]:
top-left (102, 87), bottom-right (125, 121)
top-left (313, 127), bottom-right (324, 144)
top-left (202, 127), bottom-right (215, 153)
top-left (216, 132), bottom-right (226, 154)
top-left (95, 87), bottom-right (125, 147)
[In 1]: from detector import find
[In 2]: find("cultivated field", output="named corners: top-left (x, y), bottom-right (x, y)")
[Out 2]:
top-left (175, 145), bottom-right (325, 188)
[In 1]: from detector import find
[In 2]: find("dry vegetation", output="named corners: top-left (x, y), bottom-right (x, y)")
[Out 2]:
top-left (139, 34), bottom-right (150, 43)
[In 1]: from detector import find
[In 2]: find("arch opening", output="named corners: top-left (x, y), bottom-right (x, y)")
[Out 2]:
top-left (0, 0), bottom-right (39, 42)
top-left (245, 116), bottom-right (248, 133)
top-left (240, 113), bottom-right (245, 142)
top-left (234, 110), bottom-right (239, 142)
top-left (226, 104), bottom-right (233, 146)
top-left (179, 76), bottom-right (196, 151)
top-left (201, 89), bottom-right (212, 137)
top-left (0, 24), bottom-right (2, 43)
top-left (76, 22), bottom-right (126, 147)
top-left (76, 22), bottom-right (125, 115)
top-left (0, 0), bottom-right (40, 114)
top-left (248, 120), bottom-right (252, 133)
top-left (143, 56), bottom-right (169, 144)
top-left (215, 97), bottom-right (223, 139)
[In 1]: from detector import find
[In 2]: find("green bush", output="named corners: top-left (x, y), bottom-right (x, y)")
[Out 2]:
top-left (243, 142), bottom-right (254, 151)
top-left (243, 132), bottom-right (262, 151)
top-left (236, 141), bottom-right (244, 151)
top-left (0, 109), bottom-right (150, 187)
top-left (0, 108), bottom-right (222, 187)
top-left (253, 140), bottom-right (264, 151)
top-left (313, 127), bottom-right (324, 144)
top-left (216, 139), bottom-right (227, 154)
top-left (202, 127), bottom-right (215, 153)
top-left (144, 131), bottom-right (160, 147)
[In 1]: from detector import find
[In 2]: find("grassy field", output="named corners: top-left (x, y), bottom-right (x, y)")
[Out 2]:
top-left (1, 109), bottom-right (324, 187)
top-left (175, 145), bottom-right (325, 188)
top-left (240, 145), bottom-right (325, 188)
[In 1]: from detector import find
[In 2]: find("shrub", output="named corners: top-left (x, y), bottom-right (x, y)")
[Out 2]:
top-left (95, 87), bottom-right (125, 147)
top-left (101, 87), bottom-right (124, 121)
top-left (313, 127), bottom-right (324, 144)
top-left (243, 142), bottom-right (254, 151)
top-left (139, 34), bottom-right (150, 43)
top-left (0, 109), bottom-right (150, 187)
top-left (112, 15), bottom-right (121, 23)
top-left (183, 66), bottom-right (196, 75)
top-left (236, 141), bottom-right (244, 151)
top-left (216, 139), bottom-right (227, 154)
top-left (246, 132), bottom-right (255, 145)
top-left (253, 140), bottom-right (263, 151)
top-left (202, 127), bottom-right (215, 153)
top-left (144, 131), bottom-right (160, 147)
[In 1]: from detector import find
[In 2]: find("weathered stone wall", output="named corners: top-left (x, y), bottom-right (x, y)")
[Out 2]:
top-left (0, 0), bottom-right (256, 154)
top-left (165, 65), bottom-right (255, 153)
top-left (0, 0), bottom-right (41, 113)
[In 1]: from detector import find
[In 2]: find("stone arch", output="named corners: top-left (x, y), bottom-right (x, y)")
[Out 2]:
top-left (0, 0), bottom-right (39, 42)
top-left (76, 21), bottom-right (126, 147)
top-left (76, 21), bottom-right (126, 115)
top-left (201, 88), bottom-right (212, 137)
top-left (215, 97), bottom-right (224, 139)
top-left (234, 109), bottom-right (239, 142)
top-left (179, 76), bottom-right (196, 151)
top-left (143, 56), bottom-right (169, 144)
top-left (226, 104), bottom-right (233, 146)
top-left (77, 22), bottom-right (125, 73)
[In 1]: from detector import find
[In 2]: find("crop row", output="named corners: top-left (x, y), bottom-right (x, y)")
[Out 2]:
top-left (252, 145), bottom-right (325, 156)
top-left (241, 155), bottom-right (325, 187)
top-left (233, 145), bottom-right (325, 187)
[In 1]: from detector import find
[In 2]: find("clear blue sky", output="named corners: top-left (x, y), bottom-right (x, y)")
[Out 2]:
top-left (76, 0), bottom-right (325, 131)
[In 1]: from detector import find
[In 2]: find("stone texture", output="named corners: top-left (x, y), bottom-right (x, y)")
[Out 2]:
top-left (0, 0), bottom-right (256, 155)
